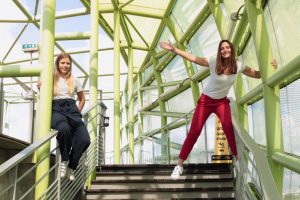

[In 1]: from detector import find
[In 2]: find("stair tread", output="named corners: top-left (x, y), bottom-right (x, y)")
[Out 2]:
top-left (86, 187), bottom-right (234, 193)
top-left (89, 164), bottom-right (235, 199)
top-left (91, 178), bottom-right (233, 183)
top-left (97, 170), bottom-right (232, 175)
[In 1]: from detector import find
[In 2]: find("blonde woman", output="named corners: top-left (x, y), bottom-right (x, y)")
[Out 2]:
top-left (39, 53), bottom-right (90, 181)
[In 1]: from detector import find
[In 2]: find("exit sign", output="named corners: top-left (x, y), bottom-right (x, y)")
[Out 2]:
top-left (22, 43), bottom-right (39, 52)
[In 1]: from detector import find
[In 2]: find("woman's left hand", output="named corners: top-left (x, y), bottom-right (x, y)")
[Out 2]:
top-left (271, 59), bottom-right (278, 69)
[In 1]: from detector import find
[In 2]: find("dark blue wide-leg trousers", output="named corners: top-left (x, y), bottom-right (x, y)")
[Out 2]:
top-left (51, 99), bottom-right (90, 170)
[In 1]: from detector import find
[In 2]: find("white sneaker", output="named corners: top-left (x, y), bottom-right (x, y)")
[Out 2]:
top-left (67, 168), bottom-right (75, 181)
top-left (60, 161), bottom-right (68, 178)
top-left (171, 165), bottom-right (183, 180)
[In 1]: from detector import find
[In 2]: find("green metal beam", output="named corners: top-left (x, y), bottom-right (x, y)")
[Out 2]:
top-left (267, 55), bottom-right (300, 88)
top-left (272, 152), bottom-right (300, 174)
top-left (246, 0), bottom-right (283, 192)
top-left (124, 14), bottom-right (149, 49)
top-left (137, 72), bottom-right (144, 149)
top-left (55, 31), bottom-right (91, 40)
top-left (34, 0), bottom-right (56, 199)
top-left (180, 4), bottom-right (211, 43)
top-left (151, 50), bottom-right (168, 162)
top-left (207, 0), bottom-right (228, 39)
top-left (0, 65), bottom-right (41, 77)
top-left (122, 6), bottom-right (164, 19)
top-left (237, 84), bottom-right (263, 106)
top-left (141, 111), bottom-right (193, 118)
top-left (128, 47), bottom-right (134, 164)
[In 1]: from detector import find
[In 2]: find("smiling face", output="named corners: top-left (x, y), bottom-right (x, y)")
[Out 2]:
top-left (57, 57), bottom-right (71, 77)
top-left (220, 41), bottom-right (232, 59)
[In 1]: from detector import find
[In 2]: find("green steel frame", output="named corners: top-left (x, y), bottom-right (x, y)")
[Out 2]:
top-left (1, 0), bottom-right (300, 198)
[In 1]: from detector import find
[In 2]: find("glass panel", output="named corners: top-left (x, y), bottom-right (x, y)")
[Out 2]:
top-left (169, 114), bottom-right (215, 164)
top-left (143, 115), bottom-right (161, 133)
top-left (134, 121), bottom-right (139, 139)
top-left (141, 139), bottom-right (153, 164)
top-left (170, 0), bottom-right (206, 33)
top-left (134, 99), bottom-right (138, 116)
top-left (166, 88), bottom-right (194, 112)
top-left (155, 27), bottom-right (175, 52)
top-left (189, 15), bottom-right (221, 73)
top-left (2, 102), bottom-right (31, 142)
top-left (143, 88), bottom-right (158, 106)
top-left (141, 65), bottom-right (153, 83)
top-left (282, 168), bottom-right (300, 199)
top-left (249, 99), bottom-right (266, 145)
top-left (121, 150), bottom-right (128, 164)
top-left (264, 0), bottom-right (300, 67)
top-left (161, 56), bottom-right (189, 82)
top-left (241, 38), bottom-right (261, 92)
top-left (134, 143), bottom-right (140, 164)
top-left (280, 79), bottom-right (300, 155)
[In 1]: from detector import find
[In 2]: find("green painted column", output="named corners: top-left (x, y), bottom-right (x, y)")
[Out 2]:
top-left (165, 18), bottom-right (200, 105)
top-left (137, 73), bottom-right (144, 162)
top-left (34, 0), bottom-right (56, 199)
top-left (151, 51), bottom-right (168, 163)
top-left (128, 47), bottom-right (134, 164)
top-left (113, 9), bottom-right (121, 164)
top-left (88, 0), bottom-right (99, 183)
top-left (207, 0), bottom-right (228, 39)
top-left (245, 0), bottom-right (283, 192)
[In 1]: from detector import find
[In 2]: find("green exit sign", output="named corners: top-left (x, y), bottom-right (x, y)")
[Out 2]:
top-left (22, 43), bottom-right (39, 52)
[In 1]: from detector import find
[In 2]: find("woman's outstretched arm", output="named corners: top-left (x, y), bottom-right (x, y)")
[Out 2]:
top-left (242, 59), bottom-right (278, 79)
top-left (159, 41), bottom-right (209, 67)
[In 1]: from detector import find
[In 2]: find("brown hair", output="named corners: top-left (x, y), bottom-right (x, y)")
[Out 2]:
top-left (53, 53), bottom-right (74, 96)
top-left (215, 40), bottom-right (237, 75)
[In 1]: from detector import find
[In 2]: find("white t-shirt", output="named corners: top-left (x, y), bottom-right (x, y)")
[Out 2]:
top-left (52, 77), bottom-right (83, 100)
top-left (203, 56), bottom-right (246, 99)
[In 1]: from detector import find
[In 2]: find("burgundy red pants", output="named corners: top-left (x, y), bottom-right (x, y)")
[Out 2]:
top-left (178, 94), bottom-right (237, 160)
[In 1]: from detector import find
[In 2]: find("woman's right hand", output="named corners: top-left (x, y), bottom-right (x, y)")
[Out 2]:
top-left (37, 80), bottom-right (41, 90)
top-left (159, 40), bottom-right (175, 52)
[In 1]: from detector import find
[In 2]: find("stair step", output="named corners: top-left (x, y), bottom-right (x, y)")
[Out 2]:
top-left (87, 164), bottom-right (235, 200)
top-left (95, 173), bottom-right (233, 180)
top-left (98, 164), bottom-right (232, 173)
top-left (86, 188), bottom-right (235, 200)
top-left (90, 181), bottom-right (233, 190)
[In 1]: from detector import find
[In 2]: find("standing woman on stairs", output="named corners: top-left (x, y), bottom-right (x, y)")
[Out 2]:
top-left (160, 40), bottom-right (277, 180)
top-left (38, 52), bottom-right (90, 181)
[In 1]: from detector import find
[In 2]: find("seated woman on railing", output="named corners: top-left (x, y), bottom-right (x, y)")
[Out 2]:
top-left (160, 40), bottom-right (277, 180)
top-left (38, 52), bottom-right (90, 181)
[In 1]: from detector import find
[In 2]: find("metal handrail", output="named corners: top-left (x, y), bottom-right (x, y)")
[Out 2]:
top-left (0, 102), bottom-right (103, 200)
top-left (0, 130), bottom-right (58, 176)
top-left (230, 99), bottom-right (281, 200)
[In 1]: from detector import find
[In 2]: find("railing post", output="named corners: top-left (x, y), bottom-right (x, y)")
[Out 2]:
top-left (8, 165), bottom-right (18, 200)
top-left (55, 145), bottom-right (61, 200)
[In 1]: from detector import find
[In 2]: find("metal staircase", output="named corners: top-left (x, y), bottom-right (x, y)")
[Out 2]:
top-left (85, 163), bottom-right (235, 200)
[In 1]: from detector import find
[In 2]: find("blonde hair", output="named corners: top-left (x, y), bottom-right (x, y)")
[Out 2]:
top-left (53, 53), bottom-right (74, 96)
